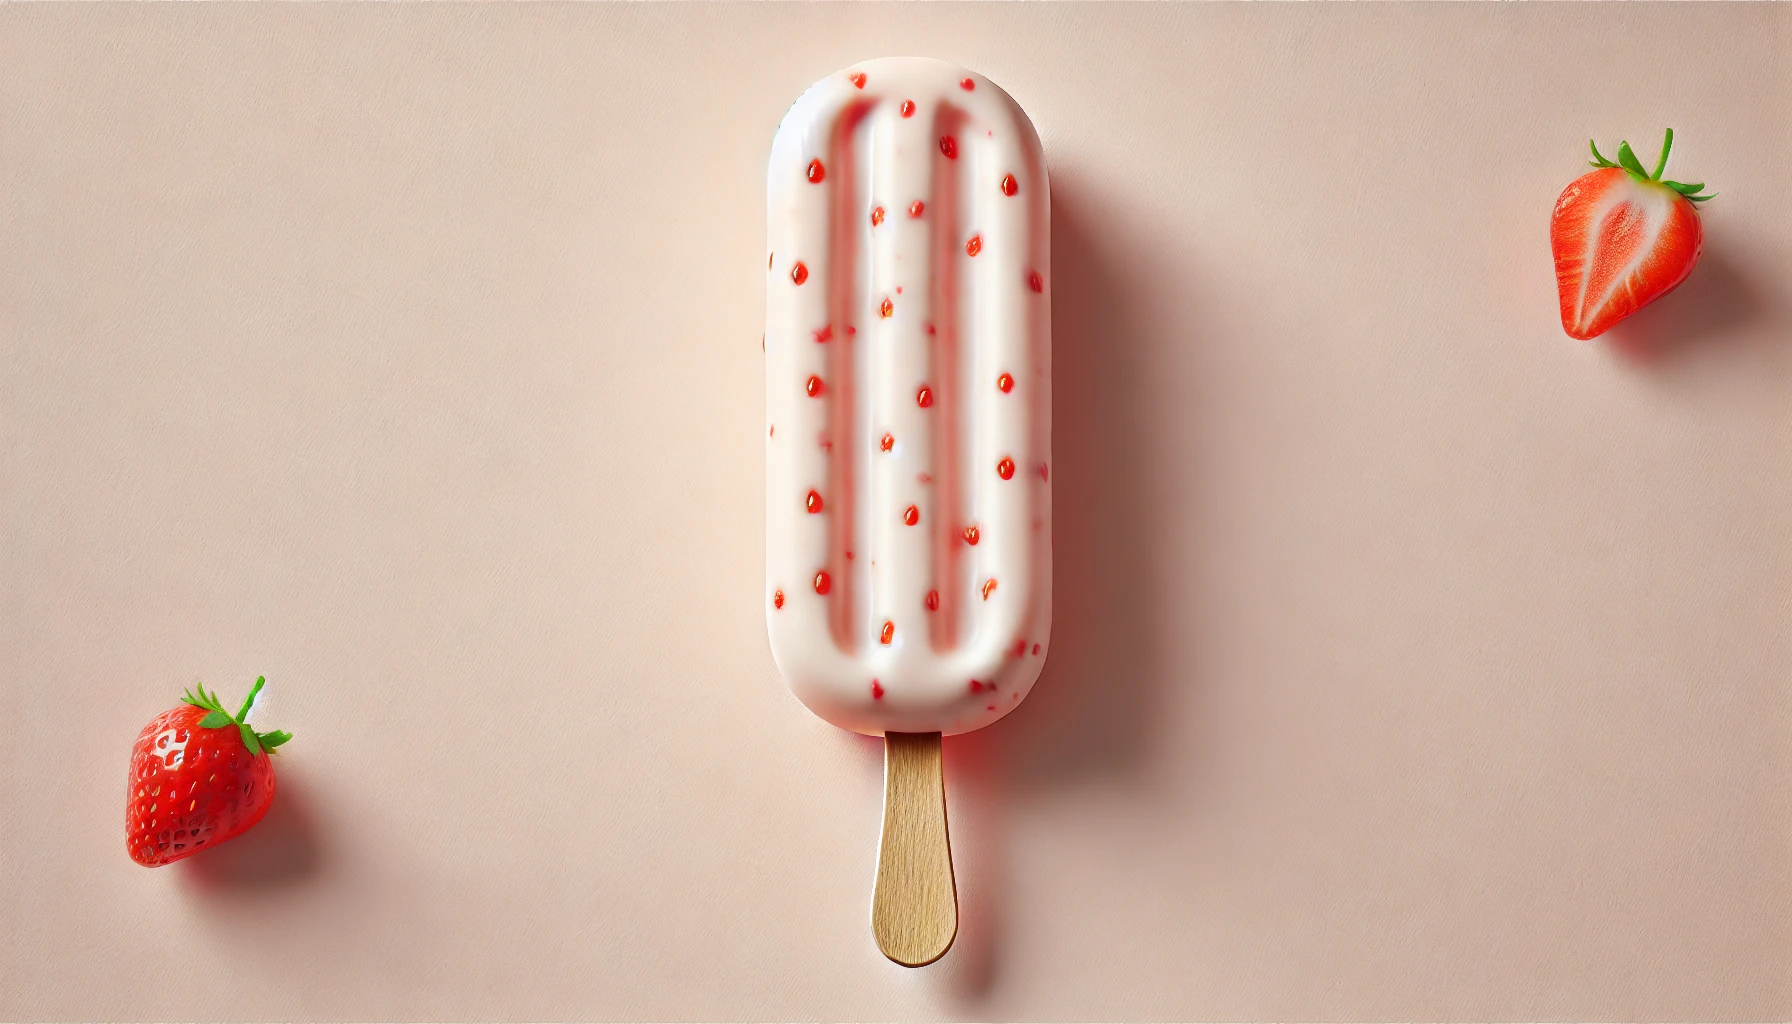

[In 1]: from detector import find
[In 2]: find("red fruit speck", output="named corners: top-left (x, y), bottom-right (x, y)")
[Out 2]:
top-left (768, 252), bottom-right (774, 269)
top-left (962, 525), bottom-right (980, 545)
top-left (982, 578), bottom-right (998, 600)
top-left (879, 297), bottom-right (893, 319)
top-left (1027, 270), bottom-right (1043, 293)
top-left (925, 590), bottom-right (939, 611)
top-left (1033, 643), bottom-right (1041, 655)
top-left (1038, 462), bottom-right (1049, 482)
top-left (909, 200), bottom-right (925, 218)
top-left (997, 457), bottom-right (1015, 480)
top-left (987, 704), bottom-right (996, 711)
top-left (769, 425), bottom-right (775, 437)
top-left (805, 375), bottom-right (823, 397)
top-left (870, 206), bottom-right (885, 227)
top-left (903, 505), bottom-right (919, 526)
top-left (969, 680), bottom-right (984, 694)
top-left (850, 72), bottom-right (867, 88)
top-left (814, 325), bottom-right (832, 344)
top-left (925, 323), bottom-right (936, 335)
top-left (806, 489), bottom-right (823, 514)
top-left (900, 100), bottom-right (916, 118)
top-left (997, 373), bottom-right (1013, 393)
top-left (1012, 639), bottom-right (1027, 657)
top-left (880, 433), bottom-right (894, 452)
top-left (1001, 174), bottom-right (1018, 197)
top-left (806, 159), bottom-right (825, 184)
top-left (880, 621), bottom-right (894, 645)
top-left (814, 571), bottom-right (831, 595)
top-left (870, 679), bottom-right (884, 699)
top-left (917, 473), bottom-right (932, 484)
top-left (791, 262), bottom-right (809, 285)
top-left (966, 234), bottom-right (982, 257)
top-left (773, 589), bottom-right (784, 610)
top-left (916, 386), bottom-right (933, 408)
top-left (960, 78), bottom-right (975, 91)
top-left (939, 136), bottom-right (957, 159)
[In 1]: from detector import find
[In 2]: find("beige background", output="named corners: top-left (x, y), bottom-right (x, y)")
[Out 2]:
top-left (3, 3), bottom-right (1790, 1021)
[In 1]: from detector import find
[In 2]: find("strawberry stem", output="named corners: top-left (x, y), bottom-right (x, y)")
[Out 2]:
top-left (178, 675), bottom-right (292, 754)
top-left (1650, 128), bottom-right (1674, 180)
top-left (1586, 130), bottom-right (1713, 203)
top-left (235, 675), bottom-right (267, 721)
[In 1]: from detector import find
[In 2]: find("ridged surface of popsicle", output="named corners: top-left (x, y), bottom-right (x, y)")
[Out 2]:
top-left (766, 58), bottom-right (1051, 736)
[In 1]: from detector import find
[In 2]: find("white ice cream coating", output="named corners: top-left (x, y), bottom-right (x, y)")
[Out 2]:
top-left (766, 58), bottom-right (1051, 737)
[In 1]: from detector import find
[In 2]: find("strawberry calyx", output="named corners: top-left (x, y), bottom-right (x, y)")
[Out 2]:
top-left (1588, 128), bottom-right (1715, 203)
top-left (181, 675), bottom-right (292, 757)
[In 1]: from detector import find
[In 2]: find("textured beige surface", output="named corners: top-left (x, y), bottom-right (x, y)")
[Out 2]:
top-left (2, 3), bottom-right (1789, 1021)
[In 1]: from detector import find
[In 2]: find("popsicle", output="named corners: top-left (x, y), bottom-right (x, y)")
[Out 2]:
top-left (765, 58), bottom-right (1051, 966)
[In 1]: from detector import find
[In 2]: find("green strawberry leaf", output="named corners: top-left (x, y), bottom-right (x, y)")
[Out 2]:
top-left (1650, 128), bottom-right (1675, 179)
top-left (257, 730), bottom-right (293, 751)
top-left (198, 710), bottom-right (234, 729)
top-left (1616, 141), bottom-right (1649, 178)
top-left (1588, 139), bottom-right (1619, 168)
top-left (239, 723), bottom-right (263, 757)
top-left (181, 684), bottom-right (228, 714)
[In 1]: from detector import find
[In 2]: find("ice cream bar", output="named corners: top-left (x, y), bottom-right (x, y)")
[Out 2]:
top-left (764, 58), bottom-right (1050, 966)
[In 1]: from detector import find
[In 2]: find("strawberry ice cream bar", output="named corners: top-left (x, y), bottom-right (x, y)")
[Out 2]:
top-left (766, 58), bottom-right (1051, 737)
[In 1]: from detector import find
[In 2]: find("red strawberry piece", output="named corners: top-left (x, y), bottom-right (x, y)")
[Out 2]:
top-left (1552, 129), bottom-right (1711, 340)
top-left (127, 677), bottom-right (292, 867)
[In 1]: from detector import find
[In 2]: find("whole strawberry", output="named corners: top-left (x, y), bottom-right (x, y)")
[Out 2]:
top-left (127, 676), bottom-right (292, 867)
top-left (1551, 129), bottom-right (1714, 340)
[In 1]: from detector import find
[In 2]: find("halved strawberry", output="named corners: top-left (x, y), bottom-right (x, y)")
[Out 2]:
top-left (1551, 129), bottom-right (1713, 340)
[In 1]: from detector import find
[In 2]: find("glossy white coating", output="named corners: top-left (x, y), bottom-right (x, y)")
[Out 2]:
top-left (765, 58), bottom-right (1051, 736)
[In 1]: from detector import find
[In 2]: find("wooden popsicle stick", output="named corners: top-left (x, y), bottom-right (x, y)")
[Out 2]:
top-left (871, 731), bottom-right (958, 967)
